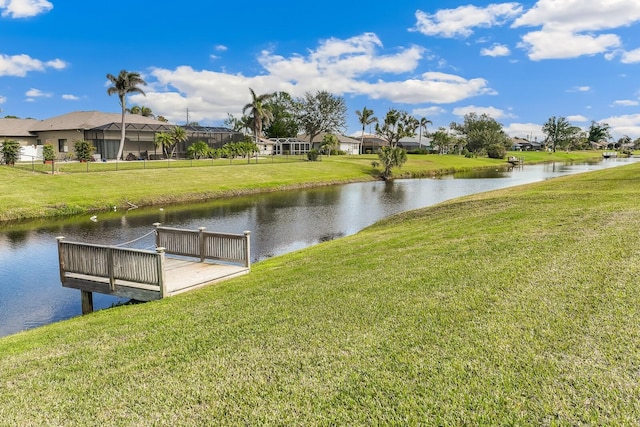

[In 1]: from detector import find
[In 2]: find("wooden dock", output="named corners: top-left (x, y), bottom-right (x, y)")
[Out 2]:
top-left (57, 225), bottom-right (251, 314)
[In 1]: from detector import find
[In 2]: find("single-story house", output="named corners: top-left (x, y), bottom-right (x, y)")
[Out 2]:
top-left (360, 134), bottom-right (388, 154)
top-left (511, 138), bottom-right (542, 151)
top-left (0, 111), bottom-right (244, 160)
top-left (295, 133), bottom-right (362, 155)
top-left (0, 118), bottom-right (40, 161)
top-left (398, 135), bottom-right (433, 151)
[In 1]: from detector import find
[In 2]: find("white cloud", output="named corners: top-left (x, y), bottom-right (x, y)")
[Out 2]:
top-left (517, 30), bottom-right (620, 60)
top-left (412, 106), bottom-right (446, 117)
top-left (0, 53), bottom-right (67, 77)
top-left (25, 88), bottom-right (51, 97)
top-left (566, 86), bottom-right (591, 93)
top-left (512, 0), bottom-right (640, 60)
top-left (133, 33), bottom-right (495, 123)
top-left (599, 113), bottom-right (640, 139)
top-left (513, 0), bottom-right (640, 32)
top-left (0, 0), bottom-right (52, 18)
top-left (567, 115), bottom-right (588, 122)
top-left (621, 48), bottom-right (640, 64)
top-left (412, 3), bottom-right (523, 38)
top-left (62, 94), bottom-right (79, 100)
top-left (214, 45), bottom-right (228, 52)
top-left (480, 43), bottom-right (511, 57)
top-left (503, 122), bottom-right (546, 140)
top-left (0, 95), bottom-right (6, 104)
top-left (613, 100), bottom-right (639, 107)
top-left (452, 105), bottom-right (514, 119)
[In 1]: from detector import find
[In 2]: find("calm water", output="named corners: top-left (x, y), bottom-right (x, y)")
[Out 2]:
top-left (1, 158), bottom-right (636, 337)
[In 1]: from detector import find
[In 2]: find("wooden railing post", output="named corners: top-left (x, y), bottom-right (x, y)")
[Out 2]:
top-left (107, 246), bottom-right (115, 290)
top-left (153, 222), bottom-right (162, 249)
top-left (243, 230), bottom-right (251, 268)
top-left (198, 227), bottom-right (206, 262)
top-left (56, 236), bottom-right (66, 283)
top-left (156, 247), bottom-right (167, 298)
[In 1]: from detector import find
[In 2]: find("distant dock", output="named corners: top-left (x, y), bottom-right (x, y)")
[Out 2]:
top-left (57, 224), bottom-right (251, 314)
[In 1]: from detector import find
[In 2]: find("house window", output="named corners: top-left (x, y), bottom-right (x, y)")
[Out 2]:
top-left (58, 139), bottom-right (68, 153)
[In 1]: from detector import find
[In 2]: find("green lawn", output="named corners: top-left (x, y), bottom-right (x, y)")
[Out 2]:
top-left (0, 151), bottom-right (601, 222)
top-left (1, 161), bottom-right (639, 425)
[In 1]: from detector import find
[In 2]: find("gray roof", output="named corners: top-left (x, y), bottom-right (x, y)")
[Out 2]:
top-left (29, 111), bottom-right (171, 132)
top-left (0, 118), bottom-right (38, 137)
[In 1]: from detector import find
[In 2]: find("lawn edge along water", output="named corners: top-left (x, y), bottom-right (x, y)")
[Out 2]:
top-left (0, 151), bottom-right (601, 223)
top-left (1, 161), bottom-right (639, 425)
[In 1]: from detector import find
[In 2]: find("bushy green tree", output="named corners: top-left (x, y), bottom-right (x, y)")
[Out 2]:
top-left (263, 91), bottom-right (299, 138)
top-left (542, 116), bottom-right (577, 152)
top-left (486, 143), bottom-right (507, 159)
top-left (1, 140), bottom-right (20, 165)
top-left (450, 113), bottom-right (511, 155)
top-left (73, 140), bottom-right (95, 162)
top-left (296, 90), bottom-right (347, 147)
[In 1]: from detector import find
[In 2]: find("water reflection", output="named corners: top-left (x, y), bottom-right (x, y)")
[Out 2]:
top-left (1, 157), bottom-right (638, 337)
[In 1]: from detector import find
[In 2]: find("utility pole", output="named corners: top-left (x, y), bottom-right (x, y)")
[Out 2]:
top-left (186, 108), bottom-right (189, 125)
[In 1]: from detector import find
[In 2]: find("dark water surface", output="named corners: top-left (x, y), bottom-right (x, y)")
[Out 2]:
top-left (1, 158), bottom-right (636, 337)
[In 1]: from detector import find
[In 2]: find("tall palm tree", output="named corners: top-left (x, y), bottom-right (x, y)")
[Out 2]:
top-left (107, 70), bottom-right (147, 160)
top-left (418, 117), bottom-right (432, 149)
top-left (242, 88), bottom-right (274, 144)
top-left (355, 107), bottom-right (377, 154)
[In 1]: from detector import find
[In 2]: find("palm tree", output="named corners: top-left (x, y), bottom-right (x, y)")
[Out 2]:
top-left (242, 88), bottom-right (275, 144)
top-left (107, 70), bottom-right (147, 160)
top-left (355, 107), bottom-right (377, 154)
top-left (169, 126), bottom-right (188, 158)
top-left (418, 117), bottom-right (432, 149)
top-left (127, 105), bottom-right (154, 118)
top-left (154, 132), bottom-right (173, 158)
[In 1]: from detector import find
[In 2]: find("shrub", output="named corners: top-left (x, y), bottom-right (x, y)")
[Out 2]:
top-left (187, 141), bottom-right (210, 159)
top-left (486, 143), bottom-right (507, 159)
top-left (307, 149), bottom-right (319, 161)
top-left (42, 144), bottom-right (55, 162)
top-left (1, 140), bottom-right (20, 165)
top-left (73, 140), bottom-right (95, 162)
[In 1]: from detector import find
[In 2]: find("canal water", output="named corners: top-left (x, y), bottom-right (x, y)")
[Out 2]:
top-left (0, 158), bottom-right (636, 337)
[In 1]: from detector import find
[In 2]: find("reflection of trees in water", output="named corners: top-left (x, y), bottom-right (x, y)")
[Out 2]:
top-left (319, 231), bottom-right (345, 242)
top-left (5, 229), bottom-right (28, 247)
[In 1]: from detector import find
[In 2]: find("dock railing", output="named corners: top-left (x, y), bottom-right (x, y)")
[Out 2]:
top-left (57, 225), bottom-right (251, 313)
top-left (154, 224), bottom-right (251, 268)
top-left (57, 238), bottom-right (167, 301)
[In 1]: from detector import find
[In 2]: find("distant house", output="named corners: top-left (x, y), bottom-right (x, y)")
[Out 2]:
top-left (266, 137), bottom-right (310, 155)
top-left (0, 111), bottom-right (244, 160)
top-left (28, 111), bottom-right (173, 160)
top-left (0, 118), bottom-right (40, 161)
top-left (295, 133), bottom-right (362, 155)
top-left (398, 135), bottom-right (433, 151)
top-left (511, 138), bottom-right (542, 151)
top-left (360, 134), bottom-right (388, 154)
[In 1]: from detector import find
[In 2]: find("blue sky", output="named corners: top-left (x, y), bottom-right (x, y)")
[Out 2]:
top-left (2, 0), bottom-right (640, 141)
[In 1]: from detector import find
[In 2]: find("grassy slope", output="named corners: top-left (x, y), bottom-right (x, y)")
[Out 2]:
top-left (1, 161), bottom-right (639, 425)
top-left (0, 151), bottom-right (599, 222)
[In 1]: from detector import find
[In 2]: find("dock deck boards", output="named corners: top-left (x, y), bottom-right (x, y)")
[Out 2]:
top-left (164, 258), bottom-right (249, 296)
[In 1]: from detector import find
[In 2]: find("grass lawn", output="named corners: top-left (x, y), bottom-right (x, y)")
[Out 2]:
top-left (1, 160), bottom-right (639, 425)
top-left (0, 151), bottom-right (601, 222)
